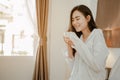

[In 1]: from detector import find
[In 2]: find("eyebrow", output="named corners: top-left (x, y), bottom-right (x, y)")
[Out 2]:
top-left (72, 16), bottom-right (80, 19)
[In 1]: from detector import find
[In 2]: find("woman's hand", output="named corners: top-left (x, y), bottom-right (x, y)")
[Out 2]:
top-left (63, 36), bottom-right (74, 47)
top-left (63, 32), bottom-right (75, 59)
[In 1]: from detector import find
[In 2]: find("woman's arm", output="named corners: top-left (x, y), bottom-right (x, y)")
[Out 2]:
top-left (66, 29), bottom-right (109, 72)
top-left (63, 36), bottom-right (74, 59)
top-left (67, 44), bottom-right (74, 59)
top-left (63, 36), bottom-right (75, 69)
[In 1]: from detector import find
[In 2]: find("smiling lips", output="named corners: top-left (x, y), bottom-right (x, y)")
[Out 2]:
top-left (74, 24), bottom-right (81, 29)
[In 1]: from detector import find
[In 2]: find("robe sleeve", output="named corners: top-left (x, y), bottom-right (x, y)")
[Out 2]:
top-left (64, 50), bottom-right (75, 69)
top-left (67, 29), bottom-right (109, 72)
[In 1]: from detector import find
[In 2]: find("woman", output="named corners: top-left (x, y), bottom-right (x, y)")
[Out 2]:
top-left (63, 5), bottom-right (109, 80)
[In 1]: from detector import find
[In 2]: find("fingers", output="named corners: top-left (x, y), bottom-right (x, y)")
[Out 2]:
top-left (68, 40), bottom-right (74, 46)
top-left (63, 36), bottom-right (70, 43)
top-left (63, 36), bottom-right (74, 46)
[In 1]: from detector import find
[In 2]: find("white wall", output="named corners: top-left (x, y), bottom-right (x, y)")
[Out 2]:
top-left (48, 0), bottom-right (98, 80)
top-left (106, 48), bottom-right (120, 68)
top-left (0, 56), bottom-right (35, 80)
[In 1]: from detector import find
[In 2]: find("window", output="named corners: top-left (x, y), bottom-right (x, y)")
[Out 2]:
top-left (0, 0), bottom-right (34, 56)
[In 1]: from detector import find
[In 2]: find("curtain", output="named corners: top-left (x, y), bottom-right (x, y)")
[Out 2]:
top-left (33, 0), bottom-right (49, 80)
top-left (96, 0), bottom-right (120, 48)
top-left (26, 0), bottom-right (37, 26)
top-left (26, 0), bottom-right (39, 55)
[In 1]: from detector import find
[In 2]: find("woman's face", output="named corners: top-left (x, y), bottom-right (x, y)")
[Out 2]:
top-left (72, 10), bottom-right (89, 32)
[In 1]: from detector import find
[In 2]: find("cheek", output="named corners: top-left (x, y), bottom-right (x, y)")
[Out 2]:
top-left (82, 19), bottom-right (88, 26)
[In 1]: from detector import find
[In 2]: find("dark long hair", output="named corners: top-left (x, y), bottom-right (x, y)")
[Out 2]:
top-left (68, 5), bottom-right (97, 56)
top-left (68, 5), bottom-right (97, 37)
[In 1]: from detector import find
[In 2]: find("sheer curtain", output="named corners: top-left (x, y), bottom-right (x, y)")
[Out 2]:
top-left (26, 0), bottom-right (49, 80)
top-left (26, 0), bottom-right (39, 55)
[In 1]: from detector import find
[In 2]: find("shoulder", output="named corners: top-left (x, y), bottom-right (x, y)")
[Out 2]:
top-left (93, 29), bottom-right (105, 41)
top-left (93, 28), bottom-right (102, 33)
top-left (93, 29), bottom-right (103, 35)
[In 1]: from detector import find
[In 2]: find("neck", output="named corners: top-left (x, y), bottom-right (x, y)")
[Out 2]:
top-left (82, 27), bottom-right (91, 40)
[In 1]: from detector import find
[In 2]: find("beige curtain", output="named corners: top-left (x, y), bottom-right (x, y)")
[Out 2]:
top-left (33, 0), bottom-right (49, 80)
top-left (96, 0), bottom-right (120, 47)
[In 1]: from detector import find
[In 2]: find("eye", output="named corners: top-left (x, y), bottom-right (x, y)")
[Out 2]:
top-left (72, 19), bottom-right (74, 22)
top-left (76, 18), bottom-right (80, 20)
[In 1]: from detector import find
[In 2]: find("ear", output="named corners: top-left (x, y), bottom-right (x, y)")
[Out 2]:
top-left (86, 15), bottom-right (91, 22)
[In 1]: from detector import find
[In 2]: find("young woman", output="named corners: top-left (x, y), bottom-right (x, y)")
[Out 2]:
top-left (63, 5), bottom-right (109, 80)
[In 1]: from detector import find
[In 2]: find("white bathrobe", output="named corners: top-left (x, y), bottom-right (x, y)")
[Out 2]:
top-left (65, 29), bottom-right (109, 80)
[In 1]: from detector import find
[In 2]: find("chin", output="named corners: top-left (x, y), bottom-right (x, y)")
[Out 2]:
top-left (75, 28), bottom-right (81, 32)
top-left (76, 29), bottom-right (81, 32)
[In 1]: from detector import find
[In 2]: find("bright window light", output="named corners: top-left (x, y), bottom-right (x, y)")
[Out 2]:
top-left (0, 0), bottom-right (34, 56)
